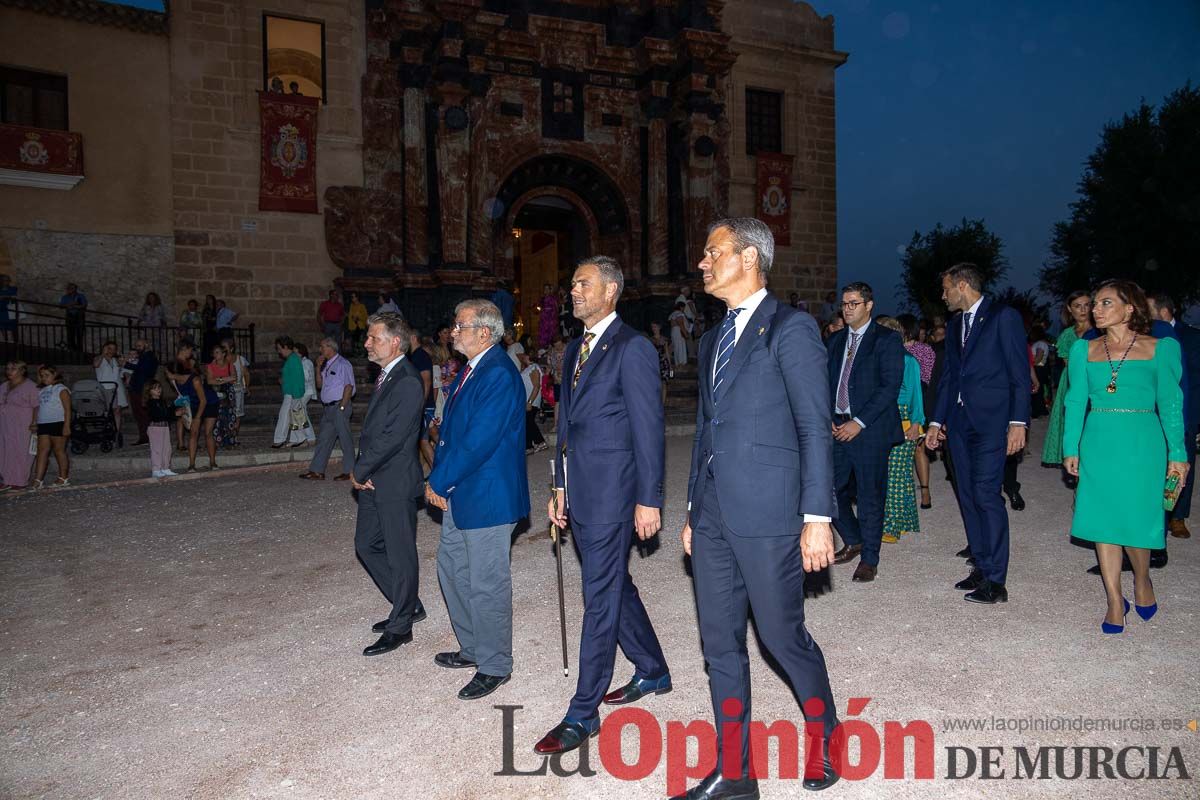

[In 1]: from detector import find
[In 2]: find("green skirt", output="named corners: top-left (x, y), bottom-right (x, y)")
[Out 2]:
top-left (883, 404), bottom-right (920, 536)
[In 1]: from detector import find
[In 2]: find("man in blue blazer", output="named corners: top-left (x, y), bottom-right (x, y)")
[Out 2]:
top-left (928, 263), bottom-right (1031, 604)
top-left (537, 256), bottom-right (670, 756)
top-left (676, 218), bottom-right (841, 798)
top-left (825, 281), bottom-right (906, 582)
top-left (426, 299), bottom-right (529, 701)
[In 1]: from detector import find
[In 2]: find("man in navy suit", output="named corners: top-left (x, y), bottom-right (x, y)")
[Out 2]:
top-left (1149, 294), bottom-right (1199, 540)
top-left (537, 256), bottom-right (670, 755)
top-left (825, 281), bottom-right (905, 582)
top-left (426, 299), bottom-right (529, 701)
top-left (352, 313), bottom-right (427, 658)
top-left (927, 263), bottom-right (1031, 604)
top-left (676, 218), bottom-right (840, 798)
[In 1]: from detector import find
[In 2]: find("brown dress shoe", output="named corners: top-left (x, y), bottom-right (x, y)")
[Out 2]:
top-left (333, 473), bottom-right (352, 481)
top-left (1169, 519), bottom-right (1191, 539)
top-left (852, 562), bottom-right (877, 582)
top-left (298, 471), bottom-right (325, 480)
top-left (833, 543), bottom-right (862, 565)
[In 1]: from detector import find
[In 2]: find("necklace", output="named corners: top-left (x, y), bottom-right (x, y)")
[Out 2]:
top-left (1102, 333), bottom-right (1138, 393)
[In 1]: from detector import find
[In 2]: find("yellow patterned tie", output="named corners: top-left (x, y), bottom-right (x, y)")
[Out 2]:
top-left (572, 332), bottom-right (595, 389)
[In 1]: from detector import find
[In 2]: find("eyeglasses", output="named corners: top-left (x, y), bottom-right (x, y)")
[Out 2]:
top-left (452, 323), bottom-right (485, 332)
top-left (843, 301), bottom-right (867, 310)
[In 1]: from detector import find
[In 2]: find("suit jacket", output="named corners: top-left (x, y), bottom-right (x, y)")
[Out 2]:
top-left (932, 296), bottom-right (1031, 435)
top-left (554, 316), bottom-right (665, 525)
top-left (354, 357), bottom-right (424, 499)
top-left (1175, 321), bottom-right (1200, 428)
top-left (428, 344), bottom-right (530, 529)
top-left (687, 293), bottom-right (836, 536)
top-left (825, 323), bottom-right (905, 448)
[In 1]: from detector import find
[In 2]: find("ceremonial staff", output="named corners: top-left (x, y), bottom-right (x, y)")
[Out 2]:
top-left (549, 459), bottom-right (570, 677)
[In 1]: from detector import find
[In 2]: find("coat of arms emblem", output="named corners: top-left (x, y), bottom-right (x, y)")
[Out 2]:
top-left (270, 123), bottom-right (308, 177)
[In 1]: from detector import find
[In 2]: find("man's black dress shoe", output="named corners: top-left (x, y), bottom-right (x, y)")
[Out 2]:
top-left (1149, 549), bottom-right (1168, 569)
top-left (802, 758), bottom-right (840, 791)
top-left (373, 605), bottom-right (426, 633)
top-left (362, 631), bottom-right (411, 656)
top-left (964, 581), bottom-right (1008, 604)
top-left (832, 543), bottom-right (862, 564)
top-left (534, 716), bottom-right (600, 755)
top-left (851, 562), bottom-right (877, 582)
top-left (434, 651), bottom-right (477, 669)
top-left (955, 546), bottom-right (972, 559)
top-left (602, 673), bottom-right (672, 705)
top-left (1007, 488), bottom-right (1026, 511)
top-left (668, 769), bottom-right (759, 800)
top-left (458, 672), bottom-right (510, 700)
top-left (954, 568), bottom-right (983, 591)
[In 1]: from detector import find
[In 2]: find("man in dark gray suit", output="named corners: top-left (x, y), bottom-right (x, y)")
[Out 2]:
top-left (352, 311), bottom-right (426, 657)
top-left (676, 218), bottom-right (840, 799)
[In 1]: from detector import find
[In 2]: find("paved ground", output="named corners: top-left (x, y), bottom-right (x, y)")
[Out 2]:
top-left (1, 426), bottom-right (1197, 799)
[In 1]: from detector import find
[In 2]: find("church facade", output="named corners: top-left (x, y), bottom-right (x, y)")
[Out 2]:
top-left (0, 0), bottom-right (845, 351)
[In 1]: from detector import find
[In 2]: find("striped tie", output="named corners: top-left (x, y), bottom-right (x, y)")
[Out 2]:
top-left (836, 332), bottom-right (860, 411)
top-left (572, 332), bottom-right (595, 389)
top-left (712, 308), bottom-right (742, 401)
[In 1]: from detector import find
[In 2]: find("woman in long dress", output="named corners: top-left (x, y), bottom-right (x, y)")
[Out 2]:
top-left (877, 317), bottom-right (925, 541)
top-left (1062, 280), bottom-right (1187, 633)
top-left (1043, 290), bottom-right (1093, 467)
top-left (0, 361), bottom-right (39, 491)
top-left (538, 283), bottom-right (559, 349)
top-left (668, 302), bottom-right (690, 366)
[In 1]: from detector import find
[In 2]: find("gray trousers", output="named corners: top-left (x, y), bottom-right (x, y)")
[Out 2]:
top-left (437, 502), bottom-right (515, 677)
top-left (309, 402), bottom-right (354, 475)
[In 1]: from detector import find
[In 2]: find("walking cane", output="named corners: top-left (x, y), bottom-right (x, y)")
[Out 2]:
top-left (550, 459), bottom-right (570, 677)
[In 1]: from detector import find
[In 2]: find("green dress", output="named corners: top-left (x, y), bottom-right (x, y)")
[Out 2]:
top-left (1062, 337), bottom-right (1186, 548)
top-left (1042, 326), bottom-right (1084, 465)
top-left (883, 354), bottom-right (925, 536)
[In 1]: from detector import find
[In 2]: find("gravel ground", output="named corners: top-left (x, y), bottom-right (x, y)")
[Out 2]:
top-left (1, 426), bottom-right (1197, 799)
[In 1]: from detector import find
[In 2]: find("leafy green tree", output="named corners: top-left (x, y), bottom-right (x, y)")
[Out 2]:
top-left (899, 218), bottom-right (1008, 319)
top-left (1040, 84), bottom-right (1200, 305)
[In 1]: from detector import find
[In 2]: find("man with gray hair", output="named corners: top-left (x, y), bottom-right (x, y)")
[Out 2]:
top-left (299, 337), bottom-right (357, 481)
top-left (353, 311), bottom-right (427, 657)
top-left (426, 299), bottom-right (529, 701)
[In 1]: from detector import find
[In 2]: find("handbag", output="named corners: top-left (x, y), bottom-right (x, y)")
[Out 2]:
top-left (1164, 472), bottom-right (1183, 512)
top-left (289, 400), bottom-right (310, 431)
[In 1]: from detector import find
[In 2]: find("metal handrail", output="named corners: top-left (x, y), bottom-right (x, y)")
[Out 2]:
top-left (6, 296), bottom-right (146, 324)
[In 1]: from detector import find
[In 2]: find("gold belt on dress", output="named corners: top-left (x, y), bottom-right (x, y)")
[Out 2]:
top-left (1090, 408), bottom-right (1153, 413)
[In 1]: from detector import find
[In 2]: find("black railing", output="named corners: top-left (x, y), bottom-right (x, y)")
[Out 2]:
top-left (0, 298), bottom-right (256, 365)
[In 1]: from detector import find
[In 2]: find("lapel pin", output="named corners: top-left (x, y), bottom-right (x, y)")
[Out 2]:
top-left (601, 343), bottom-right (609, 351)
top-left (757, 326), bottom-right (765, 336)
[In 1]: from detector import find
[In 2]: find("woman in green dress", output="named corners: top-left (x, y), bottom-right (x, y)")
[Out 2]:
top-left (1042, 290), bottom-right (1094, 466)
top-left (1062, 280), bottom-right (1188, 634)
top-left (877, 316), bottom-right (925, 541)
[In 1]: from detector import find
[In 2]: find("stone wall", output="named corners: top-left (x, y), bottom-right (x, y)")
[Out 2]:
top-left (0, 228), bottom-right (173, 318)
top-left (168, 0), bottom-right (364, 355)
top-left (725, 0), bottom-right (845, 309)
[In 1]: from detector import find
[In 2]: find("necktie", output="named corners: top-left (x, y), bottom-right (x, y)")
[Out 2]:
top-left (572, 332), bottom-right (595, 389)
top-left (374, 368), bottom-right (386, 391)
top-left (712, 308), bottom-right (742, 399)
top-left (450, 364), bottom-right (471, 401)
top-left (836, 332), bottom-right (860, 412)
top-left (963, 311), bottom-right (974, 345)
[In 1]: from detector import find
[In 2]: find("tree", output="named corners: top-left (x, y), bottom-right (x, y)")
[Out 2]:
top-left (1040, 84), bottom-right (1200, 305)
top-left (899, 218), bottom-right (1008, 319)
top-left (992, 287), bottom-right (1051, 333)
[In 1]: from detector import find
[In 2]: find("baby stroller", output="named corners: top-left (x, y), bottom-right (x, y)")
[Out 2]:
top-left (70, 379), bottom-right (120, 454)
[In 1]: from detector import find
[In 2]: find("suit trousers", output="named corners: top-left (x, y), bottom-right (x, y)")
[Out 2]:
top-left (1171, 423), bottom-right (1197, 520)
top-left (692, 475), bottom-right (838, 774)
top-left (354, 488), bottom-right (420, 636)
top-left (309, 402), bottom-right (355, 475)
top-left (567, 516), bottom-right (668, 721)
top-left (947, 417), bottom-right (1011, 584)
top-left (437, 502), bottom-right (515, 677)
top-left (832, 437), bottom-right (891, 566)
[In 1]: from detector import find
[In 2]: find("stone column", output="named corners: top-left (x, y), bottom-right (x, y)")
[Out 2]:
top-left (403, 88), bottom-right (429, 269)
top-left (435, 101), bottom-right (471, 268)
top-left (646, 117), bottom-right (670, 277)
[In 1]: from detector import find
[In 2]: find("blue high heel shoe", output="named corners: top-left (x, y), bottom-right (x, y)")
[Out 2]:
top-left (1101, 597), bottom-right (1130, 634)
top-left (1135, 601), bottom-right (1158, 621)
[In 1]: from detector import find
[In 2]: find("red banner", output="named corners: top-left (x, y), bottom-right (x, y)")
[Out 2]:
top-left (0, 123), bottom-right (83, 175)
top-left (755, 152), bottom-right (793, 246)
top-left (258, 92), bottom-right (319, 213)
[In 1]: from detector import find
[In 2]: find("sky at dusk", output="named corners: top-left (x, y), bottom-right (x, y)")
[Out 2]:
top-left (809, 0), bottom-right (1200, 314)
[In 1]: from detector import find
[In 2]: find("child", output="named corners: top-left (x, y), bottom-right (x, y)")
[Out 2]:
top-left (33, 364), bottom-right (71, 489)
top-left (144, 379), bottom-right (179, 478)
